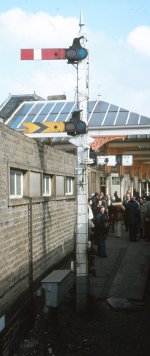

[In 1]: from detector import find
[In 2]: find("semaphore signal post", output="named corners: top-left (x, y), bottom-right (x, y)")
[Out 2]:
top-left (21, 14), bottom-right (90, 311)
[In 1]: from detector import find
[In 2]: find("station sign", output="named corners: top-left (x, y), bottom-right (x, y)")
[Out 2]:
top-left (97, 155), bottom-right (133, 166)
top-left (97, 155), bottom-right (117, 166)
top-left (122, 155), bottom-right (133, 166)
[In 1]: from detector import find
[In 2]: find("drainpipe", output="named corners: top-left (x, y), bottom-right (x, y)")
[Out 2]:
top-left (28, 198), bottom-right (34, 309)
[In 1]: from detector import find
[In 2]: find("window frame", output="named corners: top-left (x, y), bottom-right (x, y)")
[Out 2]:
top-left (65, 177), bottom-right (74, 195)
top-left (112, 176), bottom-right (120, 185)
top-left (43, 174), bottom-right (52, 196)
top-left (9, 169), bottom-right (23, 199)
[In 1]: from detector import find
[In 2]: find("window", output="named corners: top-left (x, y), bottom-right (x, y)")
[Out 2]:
top-left (56, 176), bottom-right (64, 195)
top-left (112, 177), bottom-right (120, 185)
top-left (66, 177), bottom-right (74, 195)
top-left (43, 175), bottom-right (52, 196)
top-left (100, 177), bottom-right (106, 186)
top-left (10, 169), bottom-right (23, 198)
top-left (91, 171), bottom-right (96, 193)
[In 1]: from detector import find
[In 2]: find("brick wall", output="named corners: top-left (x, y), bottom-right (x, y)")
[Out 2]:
top-left (0, 123), bottom-right (76, 330)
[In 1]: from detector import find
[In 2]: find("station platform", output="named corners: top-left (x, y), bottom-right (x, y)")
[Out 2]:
top-left (15, 228), bottom-right (150, 355)
top-left (90, 229), bottom-right (150, 309)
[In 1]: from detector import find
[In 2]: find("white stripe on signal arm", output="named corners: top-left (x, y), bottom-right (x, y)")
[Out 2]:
top-left (34, 49), bottom-right (42, 60)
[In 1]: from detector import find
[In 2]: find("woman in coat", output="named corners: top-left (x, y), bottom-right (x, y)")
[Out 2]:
top-left (111, 198), bottom-right (125, 237)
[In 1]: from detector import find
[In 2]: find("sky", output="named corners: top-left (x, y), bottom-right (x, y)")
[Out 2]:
top-left (1, 0), bottom-right (150, 116)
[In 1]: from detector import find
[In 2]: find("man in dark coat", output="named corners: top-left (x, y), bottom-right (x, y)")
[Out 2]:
top-left (143, 195), bottom-right (150, 241)
top-left (123, 192), bottom-right (131, 231)
top-left (91, 192), bottom-right (100, 218)
top-left (94, 205), bottom-right (108, 257)
top-left (125, 197), bottom-right (140, 242)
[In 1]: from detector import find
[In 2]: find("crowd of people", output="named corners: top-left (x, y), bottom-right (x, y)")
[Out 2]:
top-left (88, 190), bottom-right (150, 258)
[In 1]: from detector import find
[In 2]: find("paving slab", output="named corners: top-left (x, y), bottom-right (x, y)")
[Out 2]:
top-left (106, 297), bottom-right (145, 310)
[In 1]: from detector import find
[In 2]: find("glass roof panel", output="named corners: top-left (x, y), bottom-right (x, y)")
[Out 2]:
top-left (94, 101), bottom-right (109, 113)
top-left (21, 114), bottom-right (37, 123)
top-left (102, 104), bottom-right (118, 126)
top-left (140, 116), bottom-right (150, 125)
top-left (108, 104), bottom-right (118, 112)
top-left (10, 116), bottom-right (24, 128)
top-left (128, 112), bottom-right (139, 125)
top-left (103, 111), bottom-right (117, 126)
top-left (7, 103), bottom-right (34, 127)
top-left (73, 103), bottom-right (78, 111)
top-left (33, 102), bottom-right (55, 122)
top-left (88, 112), bottom-right (106, 127)
top-left (16, 102), bottom-right (33, 115)
top-left (115, 110), bottom-right (129, 126)
top-left (61, 102), bottom-right (75, 113)
top-left (28, 103), bottom-right (44, 115)
top-left (34, 114), bottom-right (48, 122)
top-left (45, 102), bottom-right (64, 121)
top-left (36, 102), bottom-right (54, 115)
top-left (56, 103), bottom-right (77, 122)
top-left (21, 102), bottom-right (44, 122)
top-left (56, 113), bottom-right (69, 122)
top-left (50, 102), bottom-right (64, 112)
top-left (45, 113), bottom-right (59, 122)
top-left (87, 101), bottom-right (96, 113)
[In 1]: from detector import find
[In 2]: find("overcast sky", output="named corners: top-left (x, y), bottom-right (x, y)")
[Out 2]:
top-left (1, 0), bottom-right (150, 116)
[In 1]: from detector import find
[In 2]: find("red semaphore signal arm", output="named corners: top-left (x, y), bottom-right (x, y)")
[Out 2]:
top-left (21, 48), bottom-right (66, 60)
top-left (20, 37), bottom-right (88, 62)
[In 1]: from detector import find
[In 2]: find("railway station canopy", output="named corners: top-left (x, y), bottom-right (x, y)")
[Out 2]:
top-left (1, 94), bottom-right (150, 138)
top-left (0, 94), bottom-right (150, 175)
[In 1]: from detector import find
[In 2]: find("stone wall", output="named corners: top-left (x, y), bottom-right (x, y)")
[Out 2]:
top-left (0, 122), bottom-right (76, 321)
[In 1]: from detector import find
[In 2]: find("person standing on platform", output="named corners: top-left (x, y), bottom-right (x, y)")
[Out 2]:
top-left (125, 197), bottom-right (140, 242)
top-left (94, 205), bottom-right (108, 257)
top-left (91, 192), bottom-right (100, 219)
top-left (143, 195), bottom-right (150, 241)
top-left (88, 198), bottom-right (94, 242)
top-left (105, 194), bottom-right (114, 232)
top-left (111, 198), bottom-right (125, 237)
top-left (139, 197), bottom-right (146, 239)
top-left (123, 192), bottom-right (131, 232)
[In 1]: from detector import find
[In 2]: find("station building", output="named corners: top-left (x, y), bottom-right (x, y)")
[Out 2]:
top-left (0, 93), bottom-right (150, 353)
top-left (1, 93), bottom-right (150, 198)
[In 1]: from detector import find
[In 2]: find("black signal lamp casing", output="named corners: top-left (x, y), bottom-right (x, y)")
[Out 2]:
top-left (65, 110), bottom-right (87, 136)
top-left (65, 37), bottom-right (88, 63)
